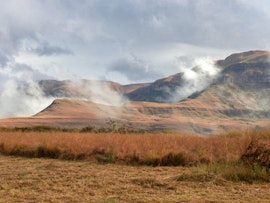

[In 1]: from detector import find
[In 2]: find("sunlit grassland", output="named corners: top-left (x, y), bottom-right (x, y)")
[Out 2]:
top-left (0, 128), bottom-right (269, 183)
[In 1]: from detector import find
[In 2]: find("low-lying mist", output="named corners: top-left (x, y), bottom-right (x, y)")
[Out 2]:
top-left (0, 57), bottom-right (222, 119)
top-left (0, 79), bottom-right (130, 119)
top-left (68, 80), bottom-right (128, 107)
top-left (0, 77), bottom-right (53, 119)
top-left (168, 57), bottom-right (221, 103)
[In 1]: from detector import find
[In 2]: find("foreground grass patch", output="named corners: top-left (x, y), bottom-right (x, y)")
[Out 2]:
top-left (0, 130), bottom-right (269, 183)
top-left (207, 163), bottom-right (269, 183)
top-left (1, 155), bottom-right (269, 202)
top-left (176, 163), bottom-right (269, 183)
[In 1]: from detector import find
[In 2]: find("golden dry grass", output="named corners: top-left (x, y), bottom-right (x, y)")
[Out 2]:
top-left (0, 131), bottom-right (253, 165)
top-left (0, 131), bottom-right (269, 202)
top-left (0, 155), bottom-right (269, 203)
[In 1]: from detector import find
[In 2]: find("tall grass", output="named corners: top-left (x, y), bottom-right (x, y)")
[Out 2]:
top-left (0, 131), bottom-right (256, 164)
top-left (0, 129), bottom-right (269, 182)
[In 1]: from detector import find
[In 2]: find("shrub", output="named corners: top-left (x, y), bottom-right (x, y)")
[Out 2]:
top-left (35, 146), bottom-right (61, 159)
top-left (160, 152), bottom-right (190, 166)
top-left (80, 126), bottom-right (95, 133)
top-left (241, 139), bottom-right (270, 168)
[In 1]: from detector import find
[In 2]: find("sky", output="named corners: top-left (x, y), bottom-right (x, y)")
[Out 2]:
top-left (1, 0), bottom-right (270, 84)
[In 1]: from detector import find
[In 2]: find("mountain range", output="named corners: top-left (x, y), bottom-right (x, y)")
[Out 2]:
top-left (1, 50), bottom-right (270, 135)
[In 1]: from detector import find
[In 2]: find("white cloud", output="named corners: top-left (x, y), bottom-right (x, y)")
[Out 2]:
top-left (1, 0), bottom-right (269, 83)
top-left (68, 80), bottom-right (128, 107)
top-left (0, 0), bottom-right (269, 118)
top-left (0, 64), bottom-right (53, 118)
top-left (168, 57), bottom-right (221, 102)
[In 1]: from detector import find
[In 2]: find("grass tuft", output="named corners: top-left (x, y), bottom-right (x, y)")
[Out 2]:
top-left (207, 162), bottom-right (270, 183)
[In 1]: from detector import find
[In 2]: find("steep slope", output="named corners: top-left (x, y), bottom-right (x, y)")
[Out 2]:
top-left (127, 73), bottom-right (185, 102)
top-left (195, 51), bottom-right (270, 114)
top-left (183, 51), bottom-right (270, 122)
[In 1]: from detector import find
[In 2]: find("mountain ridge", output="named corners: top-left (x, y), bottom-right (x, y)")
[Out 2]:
top-left (1, 50), bottom-right (270, 135)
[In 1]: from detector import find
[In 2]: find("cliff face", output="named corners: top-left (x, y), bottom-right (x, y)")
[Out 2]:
top-left (184, 51), bottom-right (270, 122)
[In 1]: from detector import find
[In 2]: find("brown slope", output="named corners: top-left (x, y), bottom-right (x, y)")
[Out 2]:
top-left (1, 96), bottom-right (268, 135)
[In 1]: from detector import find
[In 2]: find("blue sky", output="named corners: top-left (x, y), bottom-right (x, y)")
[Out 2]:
top-left (1, 0), bottom-right (270, 84)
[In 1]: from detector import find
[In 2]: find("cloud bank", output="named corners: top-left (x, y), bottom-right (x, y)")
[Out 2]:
top-left (1, 0), bottom-right (270, 83)
top-left (0, 0), bottom-right (269, 118)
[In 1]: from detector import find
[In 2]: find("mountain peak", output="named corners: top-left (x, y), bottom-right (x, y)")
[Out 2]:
top-left (217, 50), bottom-right (270, 68)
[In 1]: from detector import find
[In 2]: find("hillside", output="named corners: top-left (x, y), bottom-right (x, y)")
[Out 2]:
top-left (127, 50), bottom-right (270, 103)
top-left (1, 50), bottom-right (270, 135)
top-left (126, 73), bottom-right (185, 102)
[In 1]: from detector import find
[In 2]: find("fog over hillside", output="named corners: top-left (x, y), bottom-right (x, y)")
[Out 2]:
top-left (1, 1), bottom-right (270, 120)
top-left (1, 50), bottom-right (270, 119)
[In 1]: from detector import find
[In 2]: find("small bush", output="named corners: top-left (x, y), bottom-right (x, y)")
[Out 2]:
top-left (241, 139), bottom-right (270, 168)
top-left (160, 152), bottom-right (190, 166)
top-left (80, 126), bottom-right (95, 133)
top-left (35, 146), bottom-right (61, 158)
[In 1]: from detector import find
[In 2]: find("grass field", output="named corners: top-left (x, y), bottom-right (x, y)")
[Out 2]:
top-left (0, 129), bottom-right (269, 202)
top-left (0, 130), bottom-right (258, 164)
top-left (0, 155), bottom-right (269, 203)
